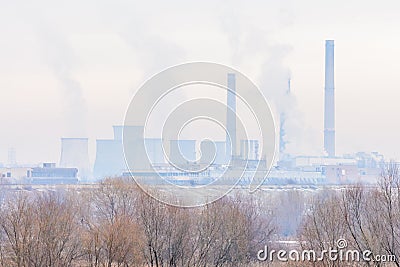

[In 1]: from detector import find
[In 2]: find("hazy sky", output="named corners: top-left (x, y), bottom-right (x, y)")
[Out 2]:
top-left (1, 0), bottom-right (400, 164)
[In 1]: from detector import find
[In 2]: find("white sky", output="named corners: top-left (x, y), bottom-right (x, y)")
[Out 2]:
top-left (0, 0), bottom-right (399, 164)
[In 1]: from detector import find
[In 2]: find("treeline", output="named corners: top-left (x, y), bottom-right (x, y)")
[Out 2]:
top-left (0, 179), bottom-right (275, 267)
top-left (1, 163), bottom-right (399, 267)
top-left (299, 162), bottom-right (400, 267)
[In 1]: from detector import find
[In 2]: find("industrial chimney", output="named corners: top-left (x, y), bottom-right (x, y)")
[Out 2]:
top-left (324, 40), bottom-right (335, 157)
top-left (226, 73), bottom-right (237, 160)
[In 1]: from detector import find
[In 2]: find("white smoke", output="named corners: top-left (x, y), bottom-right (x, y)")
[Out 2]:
top-left (90, 1), bottom-right (188, 138)
top-left (34, 20), bottom-right (88, 137)
top-left (93, 1), bottom-right (186, 81)
top-left (218, 2), bottom-right (323, 157)
top-left (259, 49), bottom-right (323, 156)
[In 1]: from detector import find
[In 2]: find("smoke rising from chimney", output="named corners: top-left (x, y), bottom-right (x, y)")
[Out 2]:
top-left (36, 24), bottom-right (88, 137)
top-left (219, 5), bottom-right (323, 157)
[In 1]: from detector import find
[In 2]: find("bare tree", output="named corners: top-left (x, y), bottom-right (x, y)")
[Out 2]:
top-left (0, 191), bottom-right (83, 267)
top-left (368, 162), bottom-right (400, 266)
top-left (299, 190), bottom-right (348, 267)
top-left (136, 188), bottom-right (192, 267)
top-left (81, 177), bottom-right (144, 267)
top-left (187, 193), bottom-right (275, 267)
top-left (0, 192), bottom-right (34, 267)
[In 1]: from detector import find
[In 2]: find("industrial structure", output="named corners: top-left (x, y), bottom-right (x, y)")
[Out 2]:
top-left (93, 126), bottom-right (126, 178)
top-left (29, 163), bottom-right (78, 185)
top-left (145, 138), bottom-right (165, 165)
top-left (93, 139), bottom-right (125, 178)
top-left (226, 73), bottom-right (237, 160)
top-left (324, 40), bottom-right (336, 157)
top-left (169, 140), bottom-right (196, 165)
top-left (0, 40), bottom-right (387, 186)
top-left (0, 162), bottom-right (78, 185)
top-left (59, 138), bottom-right (91, 180)
top-left (240, 139), bottom-right (259, 161)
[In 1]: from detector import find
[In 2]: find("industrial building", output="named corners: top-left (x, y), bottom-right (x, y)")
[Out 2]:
top-left (0, 40), bottom-right (387, 186)
top-left (240, 139), bottom-right (259, 161)
top-left (29, 163), bottom-right (78, 185)
top-left (121, 40), bottom-right (384, 185)
top-left (0, 165), bottom-right (33, 183)
top-left (0, 163), bottom-right (78, 185)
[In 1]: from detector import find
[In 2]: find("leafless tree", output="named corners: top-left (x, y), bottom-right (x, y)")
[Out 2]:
top-left (298, 163), bottom-right (400, 267)
top-left (368, 162), bottom-right (400, 266)
top-left (136, 188), bottom-right (192, 267)
top-left (0, 192), bottom-right (34, 267)
top-left (299, 190), bottom-right (348, 267)
top-left (81, 177), bottom-right (144, 267)
top-left (0, 191), bottom-right (83, 267)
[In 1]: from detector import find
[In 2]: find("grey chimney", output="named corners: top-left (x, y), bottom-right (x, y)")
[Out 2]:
top-left (324, 40), bottom-right (335, 157)
top-left (226, 73), bottom-right (237, 160)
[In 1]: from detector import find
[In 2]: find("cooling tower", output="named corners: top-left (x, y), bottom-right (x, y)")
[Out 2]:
top-left (94, 125), bottom-right (152, 178)
top-left (94, 125), bottom-right (149, 178)
top-left (93, 139), bottom-right (125, 179)
top-left (169, 140), bottom-right (196, 165)
top-left (113, 125), bottom-right (124, 141)
top-left (324, 40), bottom-right (335, 157)
top-left (123, 125), bottom-right (149, 171)
top-left (226, 73), bottom-right (237, 160)
top-left (144, 138), bottom-right (165, 165)
top-left (214, 141), bottom-right (228, 165)
top-left (199, 140), bottom-right (216, 165)
top-left (59, 138), bottom-right (91, 180)
top-left (199, 140), bottom-right (228, 165)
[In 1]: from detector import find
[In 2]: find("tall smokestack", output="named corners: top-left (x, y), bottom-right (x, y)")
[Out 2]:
top-left (226, 73), bottom-right (237, 160)
top-left (324, 40), bottom-right (335, 157)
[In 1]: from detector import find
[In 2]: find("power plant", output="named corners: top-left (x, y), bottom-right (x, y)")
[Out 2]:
top-left (0, 40), bottom-right (386, 185)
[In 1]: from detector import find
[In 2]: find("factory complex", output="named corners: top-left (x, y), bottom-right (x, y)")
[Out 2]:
top-left (0, 40), bottom-right (385, 186)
